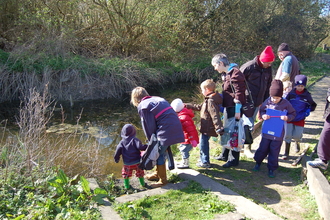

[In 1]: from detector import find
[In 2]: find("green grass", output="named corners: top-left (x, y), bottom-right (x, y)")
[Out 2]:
top-left (113, 181), bottom-right (235, 220)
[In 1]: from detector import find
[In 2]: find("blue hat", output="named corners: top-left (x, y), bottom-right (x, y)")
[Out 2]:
top-left (295, 75), bottom-right (307, 87)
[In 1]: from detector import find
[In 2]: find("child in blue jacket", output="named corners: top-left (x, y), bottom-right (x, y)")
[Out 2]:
top-left (282, 75), bottom-right (317, 159)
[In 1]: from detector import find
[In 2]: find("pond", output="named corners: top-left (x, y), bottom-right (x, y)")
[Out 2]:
top-left (0, 83), bottom-right (201, 179)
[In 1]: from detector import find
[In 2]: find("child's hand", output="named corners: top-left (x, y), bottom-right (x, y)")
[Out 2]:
top-left (262, 114), bottom-right (270, 120)
top-left (280, 115), bottom-right (288, 121)
top-left (191, 140), bottom-right (198, 147)
top-left (234, 112), bottom-right (241, 120)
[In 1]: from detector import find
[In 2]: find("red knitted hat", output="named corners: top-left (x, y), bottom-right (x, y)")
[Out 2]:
top-left (260, 46), bottom-right (275, 63)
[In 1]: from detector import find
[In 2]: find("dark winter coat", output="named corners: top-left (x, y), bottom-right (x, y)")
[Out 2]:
top-left (114, 124), bottom-right (147, 165)
top-left (324, 87), bottom-right (330, 120)
top-left (222, 66), bottom-right (246, 107)
top-left (259, 97), bottom-right (296, 141)
top-left (186, 92), bottom-right (223, 137)
top-left (138, 96), bottom-right (184, 146)
top-left (177, 108), bottom-right (199, 145)
top-left (240, 56), bottom-right (273, 106)
top-left (286, 88), bottom-right (317, 122)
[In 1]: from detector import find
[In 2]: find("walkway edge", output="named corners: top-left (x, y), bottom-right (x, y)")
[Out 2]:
top-left (87, 178), bottom-right (122, 220)
top-left (172, 168), bottom-right (282, 220)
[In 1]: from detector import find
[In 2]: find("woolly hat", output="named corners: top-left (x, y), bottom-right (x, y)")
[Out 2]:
top-left (260, 46), bottom-right (275, 63)
top-left (277, 43), bottom-right (290, 52)
top-left (295, 75), bottom-right (307, 87)
top-left (269, 79), bottom-right (283, 97)
top-left (171, 98), bottom-right (184, 112)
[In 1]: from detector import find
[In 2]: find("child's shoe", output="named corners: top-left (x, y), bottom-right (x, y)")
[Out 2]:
top-left (124, 178), bottom-right (130, 189)
top-left (307, 159), bottom-right (328, 170)
top-left (177, 158), bottom-right (189, 169)
top-left (138, 177), bottom-right (145, 187)
top-left (196, 162), bottom-right (211, 168)
top-left (252, 163), bottom-right (261, 172)
top-left (268, 170), bottom-right (275, 178)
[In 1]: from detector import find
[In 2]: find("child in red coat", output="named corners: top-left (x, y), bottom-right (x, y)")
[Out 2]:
top-left (171, 98), bottom-right (199, 168)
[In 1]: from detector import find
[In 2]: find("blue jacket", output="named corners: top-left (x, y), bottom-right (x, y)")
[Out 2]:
top-left (114, 124), bottom-right (147, 165)
top-left (286, 88), bottom-right (317, 122)
top-left (138, 96), bottom-right (184, 146)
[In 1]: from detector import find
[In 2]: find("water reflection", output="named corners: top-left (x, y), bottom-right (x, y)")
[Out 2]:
top-left (47, 98), bottom-right (147, 178)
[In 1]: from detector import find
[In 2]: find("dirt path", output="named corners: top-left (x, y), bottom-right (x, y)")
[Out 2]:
top-left (207, 73), bottom-right (330, 220)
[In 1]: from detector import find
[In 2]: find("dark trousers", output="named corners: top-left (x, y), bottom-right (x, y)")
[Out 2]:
top-left (254, 138), bottom-right (282, 171)
top-left (318, 116), bottom-right (330, 162)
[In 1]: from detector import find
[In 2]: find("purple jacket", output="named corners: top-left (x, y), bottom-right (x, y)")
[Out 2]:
top-left (138, 96), bottom-right (184, 146)
top-left (259, 97), bottom-right (296, 141)
top-left (114, 124), bottom-right (147, 165)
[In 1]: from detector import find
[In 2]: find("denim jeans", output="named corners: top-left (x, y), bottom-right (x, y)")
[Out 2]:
top-left (179, 144), bottom-right (193, 159)
top-left (157, 144), bottom-right (169, 165)
top-left (200, 134), bottom-right (210, 164)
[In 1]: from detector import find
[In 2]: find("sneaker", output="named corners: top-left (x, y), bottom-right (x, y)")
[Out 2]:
top-left (214, 155), bottom-right (227, 161)
top-left (268, 170), bottom-right (275, 178)
top-left (252, 163), bottom-right (261, 172)
top-left (196, 162), bottom-right (211, 168)
top-left (281, 154), bottom-right (288, 160)
top-left (307, 160), bottom-right (328, 170)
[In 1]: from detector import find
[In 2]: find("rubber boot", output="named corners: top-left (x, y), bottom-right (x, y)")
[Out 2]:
top-left (124, 178), bottom-right (130, 189)
top-left (244, 144), bottom-right (254, 159)
top-left (177, 158), bottom-right (189, 169)
top-left (282, 142), bottom-right (290, 160)
top-left (145, 166), bottom-right (159, 181)
top-left (294, 141), bottom-right (300, 153)
top-left (151, 164), bottom-right (168, 188)
top-left (138, 177), bottom-right (145, 187)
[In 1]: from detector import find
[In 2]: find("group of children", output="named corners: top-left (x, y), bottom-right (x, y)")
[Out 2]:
top-left (113, 64), bottom-right (317, 190)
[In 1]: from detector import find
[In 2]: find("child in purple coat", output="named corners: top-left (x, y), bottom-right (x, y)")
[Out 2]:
top-left (114, 124), bottom-right (147, 189)
top-left (253, 80), bottom-right (296, 178)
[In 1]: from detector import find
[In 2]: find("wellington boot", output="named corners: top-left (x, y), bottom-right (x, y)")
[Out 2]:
top-left (124, 178), bottom-right (130, 189)
top-left (243, 144), bottom-right (254, 159)
top-left (281, 142), bottom-right (290, 160)
top-left (145, 166), bottom-right (159, 181)
top-left (138, 177), bottom-right (145, 187)
top-left (151, 164), bottom-right (168, 188)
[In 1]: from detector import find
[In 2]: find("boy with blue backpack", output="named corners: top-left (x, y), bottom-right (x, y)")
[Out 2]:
top-left (282, 75), bottom-right (317, 159)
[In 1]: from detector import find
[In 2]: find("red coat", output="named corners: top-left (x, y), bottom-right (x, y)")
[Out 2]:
top-left (178, 108), bottom-right (199, 145)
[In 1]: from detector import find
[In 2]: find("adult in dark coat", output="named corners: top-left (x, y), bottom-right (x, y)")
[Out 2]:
top-left (211, 53), bottom-right (246, 168)
top-left (307, 87), bottom-right (330, 170)
top-left (240, 46), bottom-right (275, 157)
top-left (131, 86), bottom-right (184, 187)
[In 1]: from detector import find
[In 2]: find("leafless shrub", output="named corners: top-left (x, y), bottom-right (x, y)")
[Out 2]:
top-left (0, 85), bottom-right (105, 178)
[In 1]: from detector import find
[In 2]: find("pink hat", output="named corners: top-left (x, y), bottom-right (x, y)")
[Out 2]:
top-left (260, 46), bottom-right (275, 63)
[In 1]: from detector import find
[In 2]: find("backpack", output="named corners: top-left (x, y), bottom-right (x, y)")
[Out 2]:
top-left (139, 134), bottom-right (160, 170)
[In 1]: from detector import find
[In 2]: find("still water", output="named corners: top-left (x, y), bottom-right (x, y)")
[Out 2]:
top-left (1, 84), bottom-right (199, 179)
top-left (49, 98), bottom-right (148, 178)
